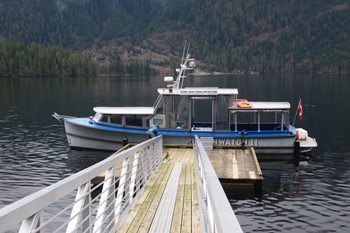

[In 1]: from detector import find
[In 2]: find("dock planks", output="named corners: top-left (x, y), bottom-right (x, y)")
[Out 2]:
top-left (116, 148), bottom-right (200, 233)
top-left (207, 147), bottom-right (263, 191)
top-left (115, 146), bottom-right (262, 232)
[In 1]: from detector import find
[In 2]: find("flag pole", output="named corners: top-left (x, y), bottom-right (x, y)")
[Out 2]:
top-left (292, 98), bottom-right (301, 126)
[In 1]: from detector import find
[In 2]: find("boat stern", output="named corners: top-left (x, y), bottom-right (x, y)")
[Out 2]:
top-left (296, 128), bottom-right (318, 153)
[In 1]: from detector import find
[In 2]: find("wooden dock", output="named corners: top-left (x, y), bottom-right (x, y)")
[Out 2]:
top-left (208, 147), bottom-right (263, 191)
top-left (116, 148), bottom-right (200, 233)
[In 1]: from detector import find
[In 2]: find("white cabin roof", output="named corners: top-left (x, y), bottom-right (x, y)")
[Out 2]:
top-left (230, 101), bottom-right (290, 110)
top-left (157, 87), bottom-right (238, 96)
top-left (93, 107), bottom-right (154, 115)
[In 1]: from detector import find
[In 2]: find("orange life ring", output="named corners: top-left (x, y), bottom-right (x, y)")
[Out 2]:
top-left (237, 101), bottom-right (252, 108)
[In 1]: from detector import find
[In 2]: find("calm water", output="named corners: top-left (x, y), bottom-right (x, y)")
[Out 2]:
top-left (0, 74), bottom-right (349, 232)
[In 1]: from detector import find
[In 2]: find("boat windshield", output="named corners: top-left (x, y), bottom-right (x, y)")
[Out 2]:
top-left (93, 112), bottom-right (103, 122)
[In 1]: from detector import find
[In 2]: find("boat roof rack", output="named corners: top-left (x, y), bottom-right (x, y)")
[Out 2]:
top-left (230, 101), bottom-right (290, 110)
top-left (158, 87), bottom-right (238, 96)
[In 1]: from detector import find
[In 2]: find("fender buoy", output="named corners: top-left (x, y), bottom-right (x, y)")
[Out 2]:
top-left (295, 130), bottom-right (300, 140)
top-left (237, 101), bottom-right (252, 108)
top-left (147, 127), bottom-right (159, 138)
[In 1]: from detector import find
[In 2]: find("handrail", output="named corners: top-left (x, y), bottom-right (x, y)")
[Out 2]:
top-left (0, 136), bottom-right (163, 233)
top-left (194, 136), bottom-right (243, 233)
top-left (1, 135), bottom-right (244, 233)
top-left (152, 94), bottom-right (162, 110)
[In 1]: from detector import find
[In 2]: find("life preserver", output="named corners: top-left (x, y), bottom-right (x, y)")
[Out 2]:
top-left (237, 101), bottom-right (252, 108)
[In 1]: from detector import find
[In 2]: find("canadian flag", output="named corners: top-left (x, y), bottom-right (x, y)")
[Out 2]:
top-left (298, 99), bottom-right (303, 121)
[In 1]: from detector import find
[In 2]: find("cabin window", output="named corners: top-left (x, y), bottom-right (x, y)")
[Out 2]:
top-left (260, 112), bottom-right (278, 123)
top-left (231, 111), bottom-right (288, 131)
top-left (125, 115), bottom-right (143, 127)
top-left (110, 115), bottom-right (122, 125)
top-left (234, 112), bottom-right (258, 131)
top-left (101, 115), bottom-right (109, 123)
top-left (153, 118), bottom-right (163, 126)
top-left (93, 112), bottom-right (103, 122)
top-left (260, 112), bottom-right (282, 130)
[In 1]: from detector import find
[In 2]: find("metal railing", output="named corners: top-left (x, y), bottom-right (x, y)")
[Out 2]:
top-left (152, 94), bottom-right (163, 111)
top-left (194, 136), bottom-right (243, 233)
top-left (0, 136), bottom-right (163, 233)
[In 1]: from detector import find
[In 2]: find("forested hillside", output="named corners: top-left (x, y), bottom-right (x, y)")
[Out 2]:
top-left (0, 37), bottom-right (97, 77)
top-left (1, 0), bottom-right (349, 74)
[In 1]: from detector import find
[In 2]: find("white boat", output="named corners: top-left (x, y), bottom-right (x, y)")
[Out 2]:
top-left (53, 48), bottom-right (317, 154)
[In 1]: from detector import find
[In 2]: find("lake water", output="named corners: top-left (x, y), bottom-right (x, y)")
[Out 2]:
top-left (0, 74), bottom-right (349, 232)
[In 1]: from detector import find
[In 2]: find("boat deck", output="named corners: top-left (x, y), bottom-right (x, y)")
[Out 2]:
top-left (116, 148), bottom-right (200, 233)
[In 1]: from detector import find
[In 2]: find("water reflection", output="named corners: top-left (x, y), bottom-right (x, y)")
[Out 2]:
top-left (66, 150), bottom-right (111, 173)
top-left (0, 74), bottom-right (350, 232)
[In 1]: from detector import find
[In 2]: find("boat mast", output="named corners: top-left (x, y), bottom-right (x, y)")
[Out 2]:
top-left (173, 42), bottom-right (195, 90)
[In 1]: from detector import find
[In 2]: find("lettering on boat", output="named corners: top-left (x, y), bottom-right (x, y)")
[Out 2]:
top-left (213, 138), bottom-right (259, 146)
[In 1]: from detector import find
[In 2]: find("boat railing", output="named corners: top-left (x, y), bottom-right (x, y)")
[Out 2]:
top-left (152, 94), bottom-right (163, 111)
top-left (194, 135), bottom-right (243, 233)
top-left (0, 136), bottom-right (163, 233)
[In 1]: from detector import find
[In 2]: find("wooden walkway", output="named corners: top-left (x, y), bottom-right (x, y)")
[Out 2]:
top-left (116, 148), bottom-right (200, 233)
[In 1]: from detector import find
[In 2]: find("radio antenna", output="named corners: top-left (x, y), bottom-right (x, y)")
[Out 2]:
top-left (181, 41), bottom-right (187, 65)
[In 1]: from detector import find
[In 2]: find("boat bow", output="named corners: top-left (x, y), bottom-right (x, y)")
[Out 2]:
top-left (52, 112), bottom-right (74, 123)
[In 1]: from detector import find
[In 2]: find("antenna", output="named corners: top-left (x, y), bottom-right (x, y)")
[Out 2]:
top-left (172, 42), bottom-right (195, 90)
top-left (181, 41), bottom-right (187, 65)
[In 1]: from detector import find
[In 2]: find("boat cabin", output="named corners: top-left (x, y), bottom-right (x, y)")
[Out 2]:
top-left (92, 87), bottom-right (291, 133)
top-left (92, 107), bottom-right (154, 129)
top-left (229, 102), bottom-right (290, 132)
top-left (152, 87), bottom-right (237, 131)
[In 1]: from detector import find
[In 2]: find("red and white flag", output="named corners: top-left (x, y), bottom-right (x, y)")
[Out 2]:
top-left (298, 99), bottom-right (303, 121)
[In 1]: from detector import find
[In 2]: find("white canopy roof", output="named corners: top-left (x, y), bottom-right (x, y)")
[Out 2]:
top-left (158, 87), bottom-right (238, 96)
top-left (230, 101), bottom-right (290, 110)
top-left (93, 107), bottom-right (154, 115)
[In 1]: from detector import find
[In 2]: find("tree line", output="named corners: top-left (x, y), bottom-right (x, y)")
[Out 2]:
top-left (0, 0), bottom-right (349, 74)
top-left (0, 37), bottom-right (97, 77)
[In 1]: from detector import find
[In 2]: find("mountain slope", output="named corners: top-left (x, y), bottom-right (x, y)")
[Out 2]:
top-left (0, 0), bottom-right (349, 74)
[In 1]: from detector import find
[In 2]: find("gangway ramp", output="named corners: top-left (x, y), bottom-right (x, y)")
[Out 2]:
top-left (0, 136), bottom-right (243, 233)
top-left (116, 148), bottom-right (199, 233)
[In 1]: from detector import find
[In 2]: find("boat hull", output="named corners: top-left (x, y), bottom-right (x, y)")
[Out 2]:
top-left (64, 120), bottom-right (147, 150)
top-left (63, 118), bottom-right (300, 154)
